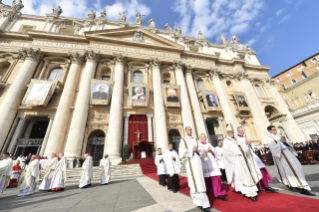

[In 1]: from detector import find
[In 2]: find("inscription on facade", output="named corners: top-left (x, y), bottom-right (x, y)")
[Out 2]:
top-left (182, 57), bottom-right (215, 66)
top-left (32, 41), bottom-right (89, 49)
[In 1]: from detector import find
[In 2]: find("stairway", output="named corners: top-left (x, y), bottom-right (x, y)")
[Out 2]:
top-left (121, 158), bottom-right (157, 174)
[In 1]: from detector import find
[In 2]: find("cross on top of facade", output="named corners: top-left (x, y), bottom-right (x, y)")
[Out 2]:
top-left (135, 130), bottom-right (143, 141)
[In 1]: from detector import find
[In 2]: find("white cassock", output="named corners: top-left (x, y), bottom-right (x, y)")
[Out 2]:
top-left (39, 157), bottom-right (58, 190)
top-left (250, 143), bottom-right (265, 169)
top-left (214, 146), bottom-right (225, 169)
top-left (79, 156), bottom-right (93, 188)
top-left (155, 154), bottom-right (167, 175)
top-left (267, 133), bottom-right (311, 190)
top-left (201, 143), bottom-right (221, 178)
top-left (164, 150), bottom-right (180, 176)
top-left (50, 156), bottom-right (68, 190)
top-left (179, 135), bottom-right (210, 209)
top-left (100, 158), bottom-right (111, 185)
top-left (223, 136), bottom-right (262, 197)
top-left (0, 157), bottom-right (13, 197)
top-left (18, 159), bottom-right (40, 196)
top-left (17, 157), bottom-right (26, 169)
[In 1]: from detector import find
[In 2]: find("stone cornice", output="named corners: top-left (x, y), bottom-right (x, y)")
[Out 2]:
top-left (68, 52), bottom-right (85, 64)
top-left (0, 31), bottom-right (31, 40)
top-left (217, 58), bottom-right (245, 65)
top-left (28, 31), bottom-right (88, 42)
top-left (244, 64), bottom-right (270, 71)
top-left (181, 51), bottom-right (218, 60)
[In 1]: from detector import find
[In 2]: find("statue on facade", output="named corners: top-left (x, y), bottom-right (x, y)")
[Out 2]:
top-left (12, 0), bottom-right (23, 11)
top-left (165, 23), bottom-right (173, 31)
top-left (221, 35), bottom-right (228, 44)
top-left (119, 11), bottom-right (127, 22)
top-left (148, 18), bottom-right (156, 27)
top-left (304, 95), bottom-right (310, 104)
top-left (135, 12), bottom-right (144, 25)
top-left (100, 9), bottom-right (106, 18)
top-left (230, 36), bottom-right (239, 44)
top-left (133, 30), bottom-right (144, 42)
top-left (51, 6), bottom-right (63, 16)
top-left (175, 26), bottom-right (182, 35)
top-left (310, 92), bottom-right (318, 101)
top-left (87, 10), bottom-right (96, 20)
top-left (198, 30), bottom-right (204, 39)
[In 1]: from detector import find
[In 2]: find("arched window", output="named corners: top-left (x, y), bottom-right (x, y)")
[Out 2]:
top-left (196, 79), bottom-right (205, 91)
top-left (254, 85), bottom-right (265, 97)
top-left (132, 71), bottom-right (143, 83)
top-left (163, 72), bottom-right (171, 84)
top-left (48, 67), bottom-right (63, 81)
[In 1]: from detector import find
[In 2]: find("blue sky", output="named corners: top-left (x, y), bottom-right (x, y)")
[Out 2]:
top-left (4, 0), bottom-right (319, 77)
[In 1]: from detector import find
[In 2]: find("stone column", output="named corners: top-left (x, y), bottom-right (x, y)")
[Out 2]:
top-left (64, 50), bottom-right (100, 158)
top-left (105, 54), bottom-right (127, 165)
top-left (0, 116), bottom-right (19, 155)
top-left (150, 58), bottom-right (169, 151)
top-left (185, 66), bottom-right (208, 137)
top-left (38, 59), bottom-right (51, 79)
top-left (211, 68), bottom-right (238, 130)
top-left (279, 118), bottom-right (294, 141)
top-left (147, 114), bottom-right (153, 141)
top-left (39, 116), bottom-right (54, 156)
top-left (7, 115), bottom-right (27, 154)
top-left (44, 52), bottom-right (84, 156)
top-left (240, 78), bottom-right (270, 144)
top-left (123, 114), bottom-right (130, 146)
top-left (23, 121), bottom-right (34, 138)
top-left (0, 48), bottom-right (43, 149)
top-left (173, 61), bottom-right (196, 137)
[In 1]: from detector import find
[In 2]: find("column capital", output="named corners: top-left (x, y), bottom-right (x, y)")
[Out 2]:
top-left (0, 1), bottom-right (24, 21)
top-left (279, 117), bottom-right (287, 123)
top-left (113, 53), bottom-right (127, 65)
top-left (68, 52), bottom-right (85, 64)
top-left (209, 66), bottom-right (221, 79)
top-left (18, 48), bottom-right (43, 62)
top-left (149, 57), bottom-right (161, 68)
top-left (84, 50), bottom-right (100, 63)
top-left (147, 114), bottom-right (153, 118)
top-left (172, 60), bottom-right (184, 70)
top-left (48, 115), bottom-right (55, 120)
top-left (185, 65), bottom-right (193, 75)
top-left (123, 114), bottom-right (131, 118)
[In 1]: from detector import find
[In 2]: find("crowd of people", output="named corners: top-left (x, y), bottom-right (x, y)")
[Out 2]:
top-left (293, 139), bottom-right (319, 162)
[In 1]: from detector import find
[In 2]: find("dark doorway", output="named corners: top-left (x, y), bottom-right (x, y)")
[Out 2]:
top-left (168, 130), bottom-right (181, 152)
top-left (136, 140), bottom-right (153, 159)
top-left (24, 146), bottom-right (39, 155)
top-left (29, 121), bottom-right (49, 138)
top-left (205, 119), bottom-right (224, 147)
top-left (86, 130), bottom-right (105, 166)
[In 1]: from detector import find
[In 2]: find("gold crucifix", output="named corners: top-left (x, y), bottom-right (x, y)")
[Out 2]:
top-left (135, 130), bottom-right (143, 141)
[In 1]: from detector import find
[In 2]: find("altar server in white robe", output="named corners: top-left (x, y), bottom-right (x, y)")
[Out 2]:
top-left (179, 126), bottom-right (211, 212)
top-left (50, 153), bottom-right (67, 191)
top-left (267, 125), bottom-right (316, 196)
top-left (39, 153), bottom-right (58, 191)
top-left (215, 140), bottom-right (227, 182)
top-left (100, 154), bottom-right (111, 185)
top-left (18, 155), bottom-right (40, 196)
top-left (224, 124), bottom-right (261, 202)
top-left (79, 153), bottom-right (93, 188)
top-left (164, 144), bottom-right (181, 192)
top-left (0, 153), bottom-right (13, 197)
top-left (155, 148), bottom-right (167, 186)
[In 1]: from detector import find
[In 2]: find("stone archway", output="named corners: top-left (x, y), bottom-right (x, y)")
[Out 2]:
top-left (168, 129), bottom-right (181, 152)
top-left (86, 130), bottom-right (105, 166)
top-left (265, 105), bottom-right (280, 120)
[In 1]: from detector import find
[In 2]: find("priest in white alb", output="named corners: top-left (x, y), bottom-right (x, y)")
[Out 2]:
top-left (215, 140), bottom-right (227, 182)
top-left (18, 155), bottom-right (40, 196)
top-left (267, 125), bottom-right (316, 196)
top-left (155, 148), bottom-right (167, 186)
top-left (0, 152), bottom-right (13, 197)
top-left (179, 126), bottom-right (211, 212)
top-left (100, 154), bottom-right (111, 185)
top-left (50, 153), bottom-right (67, 191)
top-left (79, 153), bottom-right (93, 188)
top-left (164, 143), bottom-right (180, 192)
top-left (224, 124), bottom-right (261, 202)
top-left (39, 153), bottom-right (58, 191)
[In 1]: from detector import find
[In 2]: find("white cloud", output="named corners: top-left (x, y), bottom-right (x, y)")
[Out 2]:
top-left (260, 25), bottom-right (268, 33)
top-left (276, 8), bottom-right (285, 16)
top-left (278, 14), bottom-right (291, 24)
top-left (255, 22), bottom-right (261, 27)
top-left (247, 38), bottom-right (256, 46)
top-left (172, 0), bottom-right (265, 42)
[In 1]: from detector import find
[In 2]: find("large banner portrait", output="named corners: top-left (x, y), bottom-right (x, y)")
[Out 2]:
top-left (130, 83), bottom-right (149, 107)
top-left (90, 79), bottom-right (112, 106)
top-left (202, 91), bottom-right (220, 111)
top-left (22, 80), bottom-right (56, 106)
top-left (234, 92), bottom-right (250, 111)
top-left (163, 84), bottom-right (181, 107)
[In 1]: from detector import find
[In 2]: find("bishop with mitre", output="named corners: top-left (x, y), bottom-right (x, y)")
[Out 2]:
top-left (50, 153), bottom-right (68, 191)
top-left (267, 125), bottom-right (316, 196)
top-left (39, 153), bottom-right (58, 191)
top-left (0, 152), bottom-right (13, 196)
top-left (18, 155), bottom-right (40, 196)
top-left (100, 154), bottom-right (111, 185)
top-left (164, 143), bottom-right (180, 192)
top-left (79, 153), bottom-right (93, 188)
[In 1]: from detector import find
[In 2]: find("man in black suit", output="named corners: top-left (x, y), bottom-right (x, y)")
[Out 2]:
top-left (238, 96), bottom-right (248, 107)
top-left (92, 85), bottom-right (108, 100)
top-left (206, 95), bottom-right (218, 107)
top-left (167, 89), bottom-right (179, 102)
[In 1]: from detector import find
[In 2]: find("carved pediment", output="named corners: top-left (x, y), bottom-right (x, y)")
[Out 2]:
top-left (85, 27), bottom-right (184, 50)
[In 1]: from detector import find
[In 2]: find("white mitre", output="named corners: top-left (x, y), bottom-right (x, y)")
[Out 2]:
top-left (226, 123), bottom-right (234, 133)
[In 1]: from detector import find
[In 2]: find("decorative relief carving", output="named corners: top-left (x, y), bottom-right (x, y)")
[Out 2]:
top-left (172, 60), bottom-right (184, 70)
top-left (185, 65), bottom-right (193, 75)
top-left (133, 30), bottom-right (144, 42)
top-left (0, 0), bottom-right (24, 21)
top-left (149, 58), bottom-right (161, 68)
top-left (113, 53), bottom-right (127, 65)
top-left (84, 50), bottom-right (100, 62)
top-left (90, 112), bottom-right (107, 121)
top-left (18, 48), bottom-right (43, 62)
top-left (68, 52), bottom-right (84, 64)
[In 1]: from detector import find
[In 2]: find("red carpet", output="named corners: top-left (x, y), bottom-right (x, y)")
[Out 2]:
top-left (145, 173), bottom-right (319, 212)
top-left (120, 158), bottom-right (157, 174)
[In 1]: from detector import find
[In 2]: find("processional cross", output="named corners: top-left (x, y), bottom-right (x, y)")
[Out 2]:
top-left (135, 130), bottom-right (143, 141)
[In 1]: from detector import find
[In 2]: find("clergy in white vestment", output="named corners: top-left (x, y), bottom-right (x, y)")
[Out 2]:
top-left (267, 125), bottom-right (316, 196)
top-left (200, 134), bottom-right (227, 201)
top-left (39, 153), bottom-right (58, 191)
top-left (79, 153), bottom-right (93, 188)
top-left (179, 126), bottom-right (211, 212)
top-left (164, 144), bottom-right (180, 192)
top-left (155, 148), bottom-right (167, 186)
top-left (50, 153), bottom-right (67, 191)
top-left (17, 155), bottom-right (40, 196)
top-left (214, 141), bottom-right (227, 182)
top-left (224, 123), bottom-right (261, 202)
top-left (100, 154), bottom-right (111, 185)
top-left (236, 126), bottom-right (277, 193)
top-left (0, 153), bottom-right (13, 197)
